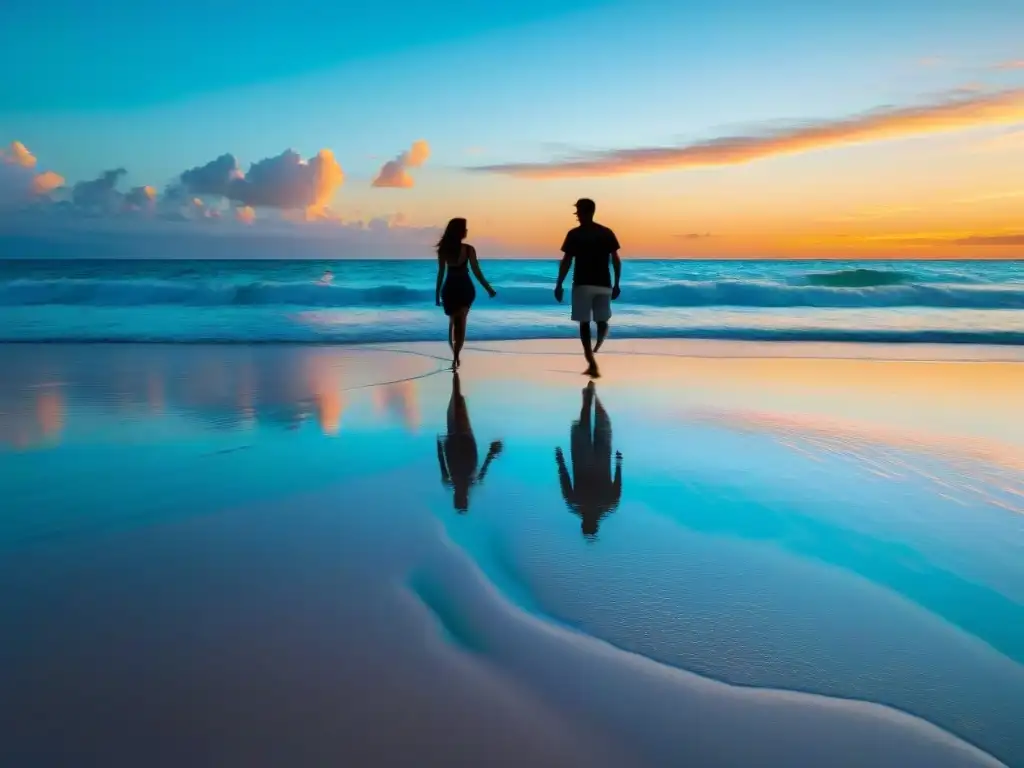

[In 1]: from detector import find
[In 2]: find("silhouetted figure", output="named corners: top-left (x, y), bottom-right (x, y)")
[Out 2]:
top-left (435, 218), bottom-right (496, 369)
top-left (437, 372), bottom-right (503, 513)
top-left (555, 382), bottom-right (622, 538)
top-left (554, 198), bottom-right (622, 378)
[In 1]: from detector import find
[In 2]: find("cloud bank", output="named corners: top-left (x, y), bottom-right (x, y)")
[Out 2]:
top-left (175, 149), bottom-right (344, 216)
top-left (179, 153), bottom-right (241, 197)
top-left (0, 142), bottom-right (350, 224)
top-left (0, 141), bottom-right (441, 256)
top-left (372, 140), bottom-right (430, 188)
top-left (72, 168), bottom-right (127, 210)
top-left (471, 88), bottom-right (1024, 178)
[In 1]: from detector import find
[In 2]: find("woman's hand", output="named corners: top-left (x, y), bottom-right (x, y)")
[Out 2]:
top-left (435, 296), bottom-right (441, 307)
top-left (487, 287), bottom-right (497, 299)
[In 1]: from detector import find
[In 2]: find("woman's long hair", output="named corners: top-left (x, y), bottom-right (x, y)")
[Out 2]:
top-left (436, 218), bottom-right (467, 262)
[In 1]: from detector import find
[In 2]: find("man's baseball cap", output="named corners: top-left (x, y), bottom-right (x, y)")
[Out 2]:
top-left (574, 198), bottom-right (596, 212)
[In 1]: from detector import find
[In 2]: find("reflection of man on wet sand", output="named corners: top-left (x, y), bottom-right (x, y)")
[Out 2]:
top-left (437, 372), bottom-right (503, 513)
top-left (556, 382), bottom-right (623, 538)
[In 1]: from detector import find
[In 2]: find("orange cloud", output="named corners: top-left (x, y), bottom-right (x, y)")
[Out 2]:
top-left (31, 170), bottom-right (64, 195)
top-left (309, 149), bottom-right (344, 213)
top-left (235, 205), bottom-right (256, 224)
top-left (372, 140), bottom-right (430, 188)
top-left (473, 88), bottom-right (1024, 179)
top-left (6, 141), bottom-right (37, 169)
top-left (953, 233), bottom-right (1024, 246)
top-left (850, 230), bottom-right (1024, 248)
top-left (995, 60), bottom-right (1024, 70)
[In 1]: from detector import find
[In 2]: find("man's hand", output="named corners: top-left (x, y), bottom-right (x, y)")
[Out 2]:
top-left (487, 287), bottom-right (497, 299)
top-left (435, 296), bottom-right (441, 307)
top-left (554, 284), bottom-right (564, 303)
top-left (611, 285), bottom-right (621, 301)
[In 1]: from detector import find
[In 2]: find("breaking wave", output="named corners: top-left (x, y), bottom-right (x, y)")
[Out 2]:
top-left (2, 273), bottom-right (1023, 310)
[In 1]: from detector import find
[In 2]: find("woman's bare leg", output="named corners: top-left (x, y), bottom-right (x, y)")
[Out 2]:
top-left (453, 309), bottom-right (469, 368)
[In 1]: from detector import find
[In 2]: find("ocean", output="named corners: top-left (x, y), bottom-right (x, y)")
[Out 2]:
top-left (1, 258), bottom-right (1022, 345)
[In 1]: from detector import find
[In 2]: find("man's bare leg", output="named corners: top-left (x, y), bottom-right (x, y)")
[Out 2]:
top-left (594, 321), bottom-right (609, 353)
top-left (579, 322), bottom-right (599, 377)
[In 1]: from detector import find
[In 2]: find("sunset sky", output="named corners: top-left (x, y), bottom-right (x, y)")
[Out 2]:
top-left (1, 0), bottom-right (1022, 258)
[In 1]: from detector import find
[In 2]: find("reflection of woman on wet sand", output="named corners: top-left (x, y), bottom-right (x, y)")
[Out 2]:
top-left (556, 382), bottom-right (623, 538)
top-left (437, 373), bottom-right (502, 513)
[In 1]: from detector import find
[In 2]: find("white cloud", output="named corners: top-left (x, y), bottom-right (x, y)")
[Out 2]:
top-left (177, 148), bottom-right (344, 216)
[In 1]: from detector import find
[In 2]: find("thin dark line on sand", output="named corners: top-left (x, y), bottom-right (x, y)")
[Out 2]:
top-left (340, 365), bottom-right (449, 393)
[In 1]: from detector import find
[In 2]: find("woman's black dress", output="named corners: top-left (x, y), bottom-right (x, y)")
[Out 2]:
top-left (441, 258), bottom-right (476, 316)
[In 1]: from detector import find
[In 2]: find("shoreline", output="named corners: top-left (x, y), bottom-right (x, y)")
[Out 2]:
top-left (3, 256), bottom-right (1024, 262)
top-left (3, 336), bottom-right (1024, 362)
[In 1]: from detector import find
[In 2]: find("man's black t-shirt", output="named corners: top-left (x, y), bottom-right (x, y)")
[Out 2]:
top-left (561, 223), bottom-right (620, 287)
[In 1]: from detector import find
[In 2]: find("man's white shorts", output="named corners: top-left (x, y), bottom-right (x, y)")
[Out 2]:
top-left (571, 285), bottom-right (613, 323)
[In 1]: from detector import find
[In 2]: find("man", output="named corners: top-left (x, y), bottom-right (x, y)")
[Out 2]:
top-left (555, 382), bottom-right (623, 539)
top-left (554, 198), bottom-right (621, 378)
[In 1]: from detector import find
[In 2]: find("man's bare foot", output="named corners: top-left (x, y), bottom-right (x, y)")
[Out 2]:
top-left (583, 362), bottom-right (600, 378)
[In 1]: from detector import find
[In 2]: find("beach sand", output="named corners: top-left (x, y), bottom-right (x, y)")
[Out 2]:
top-left (1, 340), bottom-right (1022, 767)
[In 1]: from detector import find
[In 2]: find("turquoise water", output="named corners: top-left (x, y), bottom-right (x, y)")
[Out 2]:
top-left (0, 343), bottom-right (1021, 765)
top-left (1, 258), bottom-right (1023, 344)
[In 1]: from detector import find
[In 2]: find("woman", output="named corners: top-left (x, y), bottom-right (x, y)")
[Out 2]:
top-left (437, 372), bottom-right (503, 513)
top-left (435, 218), bottom-right (496, 369)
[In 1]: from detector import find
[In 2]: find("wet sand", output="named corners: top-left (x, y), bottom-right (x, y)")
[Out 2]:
top-left (1, 340), bottom-right (1021, 767)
